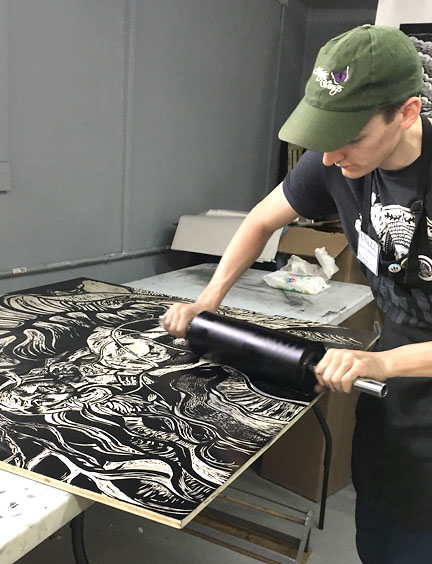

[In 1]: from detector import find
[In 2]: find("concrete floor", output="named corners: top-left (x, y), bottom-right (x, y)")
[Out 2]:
top-left (17, 468), bottom-right (361, 564)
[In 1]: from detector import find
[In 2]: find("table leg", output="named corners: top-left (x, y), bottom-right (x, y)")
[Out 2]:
top-left (312, 404), bottom-right (332, 530)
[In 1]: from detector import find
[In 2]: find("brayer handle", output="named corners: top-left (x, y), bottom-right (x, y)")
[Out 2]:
top-left (352, 379), bottom-right (387, 398)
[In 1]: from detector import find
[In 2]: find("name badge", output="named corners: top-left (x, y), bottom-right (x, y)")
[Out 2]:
top-left (357, 231), bottom-right (380, 276)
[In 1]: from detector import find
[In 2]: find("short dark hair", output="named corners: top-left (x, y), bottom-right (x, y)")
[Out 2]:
top-left (376, 95), bottom-right (421, 124)
top-left (377, 101), bottom-right (405, 124)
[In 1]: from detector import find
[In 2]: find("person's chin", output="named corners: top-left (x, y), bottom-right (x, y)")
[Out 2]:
top-left (340, 166), bottom-right (365, 179)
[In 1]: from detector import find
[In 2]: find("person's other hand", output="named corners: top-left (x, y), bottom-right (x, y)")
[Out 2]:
top-left (314, 348), bottom-right (389, 394)
top-left (161, 302), bottom-right (213, 338)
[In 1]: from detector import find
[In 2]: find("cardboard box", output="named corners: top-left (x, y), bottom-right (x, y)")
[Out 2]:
top-left (260, 390), bottom-right (358, 502)
top-left (277, 226), bottom-right (367, 285)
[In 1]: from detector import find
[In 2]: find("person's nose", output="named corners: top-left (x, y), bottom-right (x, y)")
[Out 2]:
top-left (322, 150), bottom-right (345, 167)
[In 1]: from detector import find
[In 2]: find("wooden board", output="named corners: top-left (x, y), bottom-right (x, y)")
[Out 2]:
top-left (0, 278), bottom-right (375, 528)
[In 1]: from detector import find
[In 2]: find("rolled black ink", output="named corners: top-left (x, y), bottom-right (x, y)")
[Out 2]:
top-left (187, 311), bottom-right (324, 395)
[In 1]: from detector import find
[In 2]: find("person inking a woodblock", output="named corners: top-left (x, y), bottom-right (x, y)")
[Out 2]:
top-left (162, 25), bottom-right (432, 563)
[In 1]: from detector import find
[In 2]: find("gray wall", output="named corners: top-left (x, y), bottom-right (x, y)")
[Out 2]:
top-left (127, 0), bottom-right (281, 250)
top-left (267, 0), bottom-right (308, 189)
top-left (4, 0), bottom-right (129, 292)
top-left (0, 0), bottom-right (376, 294)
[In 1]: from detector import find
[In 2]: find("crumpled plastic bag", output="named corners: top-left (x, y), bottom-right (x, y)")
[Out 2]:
top-left (263, 271), bottom-right (329, 294)
top-left (263, 247), bottom-right (339, 295)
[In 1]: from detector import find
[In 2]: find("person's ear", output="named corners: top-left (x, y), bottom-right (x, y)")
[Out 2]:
top-left (399, 96), bottom-right (422, 130)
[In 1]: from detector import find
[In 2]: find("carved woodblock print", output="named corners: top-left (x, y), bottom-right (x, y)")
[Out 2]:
top-left (0, 278), bottom-right (369, 527)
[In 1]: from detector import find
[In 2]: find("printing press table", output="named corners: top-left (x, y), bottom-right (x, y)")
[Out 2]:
top-left (0, 265), bottom-right (374, 563)
top-left (129, 263), bottom-right (374, 325)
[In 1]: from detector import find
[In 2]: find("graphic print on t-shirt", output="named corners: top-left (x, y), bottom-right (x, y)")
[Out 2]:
top-left (355, 191), bottom-right (432, 281)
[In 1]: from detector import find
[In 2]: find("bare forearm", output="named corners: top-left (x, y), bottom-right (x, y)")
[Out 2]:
top-left (379, 341), bottom-right (432, 378)
top-left (195, 214), bottom-right (274, 310)
top-left (162, 183), bottom-right (298, 337)
top-left (195, 183), bottom-right (298, 311)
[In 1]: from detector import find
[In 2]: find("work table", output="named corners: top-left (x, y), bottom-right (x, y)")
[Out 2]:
top-left (0, 265), bottom-right (374, 563)
top-left (129, 263), bottom-right (374, 326)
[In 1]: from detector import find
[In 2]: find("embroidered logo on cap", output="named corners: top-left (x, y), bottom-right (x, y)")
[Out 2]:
top-left (313, 65), bottom-right (349, 95)
top-left (332, 67), bottom-right (349, 84)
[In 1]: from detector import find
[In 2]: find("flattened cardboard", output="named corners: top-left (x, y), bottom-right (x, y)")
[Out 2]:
top-left (171, 212), bottom-right (282, 262)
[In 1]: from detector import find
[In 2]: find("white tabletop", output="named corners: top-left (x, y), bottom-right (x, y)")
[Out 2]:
top-left (128, 263), bottom-right (374, 325)
top-left (0, 472), bottom-right (92, 564)
top-left (0, 265), bottom-right (373, 563)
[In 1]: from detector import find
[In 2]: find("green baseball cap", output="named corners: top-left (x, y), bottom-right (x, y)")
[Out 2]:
top-left (278, 24), bottom-right (423, 152)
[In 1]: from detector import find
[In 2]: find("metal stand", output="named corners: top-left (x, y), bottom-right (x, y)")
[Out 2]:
top-left (70, 512), bottom-right (90, 564)
top-left (312, 403), bottom-right (332, 530)
top-left (185, 489), bottom-right (315, 564)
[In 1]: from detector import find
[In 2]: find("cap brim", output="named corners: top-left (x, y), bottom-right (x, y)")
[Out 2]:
top-left (278, 98), bottom-right (378, 152)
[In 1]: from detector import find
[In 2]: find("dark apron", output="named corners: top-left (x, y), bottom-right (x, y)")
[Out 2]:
top-left (352, 320), bottom-right (432, 531)
top-left (352, 116), bottom-right (432, 531)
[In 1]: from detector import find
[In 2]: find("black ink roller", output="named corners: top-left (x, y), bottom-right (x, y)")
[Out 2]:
top-left (186, 311), bottom-right (387, 398)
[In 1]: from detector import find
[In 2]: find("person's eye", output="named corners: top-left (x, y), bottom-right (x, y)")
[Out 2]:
top-left (349, 137), bottom-right (364, 146)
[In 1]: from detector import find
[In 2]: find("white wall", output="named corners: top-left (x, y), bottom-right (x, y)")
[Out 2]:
top-left (376, 0), bottom-right (432, 26)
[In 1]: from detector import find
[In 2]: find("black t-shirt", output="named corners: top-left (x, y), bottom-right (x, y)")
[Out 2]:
top-left (283, 134), bottom-right (432, 328)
